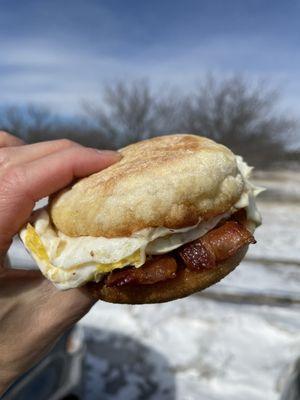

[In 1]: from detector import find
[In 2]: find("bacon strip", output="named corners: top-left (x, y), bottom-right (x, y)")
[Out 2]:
top-left (106, 255), bottom-right (178, 287)
top-left (231, 208), bottom-right (248, 226)
top-left (178, 239), bottom-right (215, 270)
top-left (179, 221), bottom-right (256, 271)
top-left (106, 217), bottom-right (256, 287)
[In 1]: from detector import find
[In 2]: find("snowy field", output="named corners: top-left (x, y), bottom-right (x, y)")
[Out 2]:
top-left (7, 172), bottom-right (300, 399)
top-left (80, 181), bottom-right (300, 400)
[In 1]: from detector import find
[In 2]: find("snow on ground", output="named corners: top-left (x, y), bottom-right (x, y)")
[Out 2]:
top-left (247, 201), bottom-right (300, 263)
top-left (81, 297), bottom-right (300, 400)
top-left (253, 170), bottom-right (300, 203)
top-left (80, 199), bottom-right (300, 400)
top-left (7, 174), bottom-right (300, 399)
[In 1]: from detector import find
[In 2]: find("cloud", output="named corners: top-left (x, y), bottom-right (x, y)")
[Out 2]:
top-left (0, 27), bottom-right (299, 116)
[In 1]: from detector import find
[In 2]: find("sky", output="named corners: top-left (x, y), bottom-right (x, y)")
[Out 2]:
top-left (0, 0), bottom-right (299, 115)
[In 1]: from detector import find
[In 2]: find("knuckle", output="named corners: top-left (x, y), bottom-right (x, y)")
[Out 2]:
top-left (0, 131), bottom-right (24, 147)
top-left (0, 149), bottom-right (11, 169)
top-left (0, 166), bottom-right (25, 193)
top-left (57, 138), bottom-right (77, 148)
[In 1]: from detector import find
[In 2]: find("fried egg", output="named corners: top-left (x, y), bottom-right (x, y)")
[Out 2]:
top-left (20, 156), bottom-right (262, 290)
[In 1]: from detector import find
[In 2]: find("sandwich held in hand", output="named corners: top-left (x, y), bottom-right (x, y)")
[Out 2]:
top-left (20, 134), bottom-right (262, 304)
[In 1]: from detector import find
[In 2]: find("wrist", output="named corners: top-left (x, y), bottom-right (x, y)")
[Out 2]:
top-left (0, 276), bottom-right (95, 399)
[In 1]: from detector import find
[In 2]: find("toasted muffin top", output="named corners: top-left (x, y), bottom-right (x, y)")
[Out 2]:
top-left (50, 134), bottom-right (244, 237)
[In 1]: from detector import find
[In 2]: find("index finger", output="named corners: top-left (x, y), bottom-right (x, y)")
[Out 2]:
top-left (0, 146), bottom-right (121, 252)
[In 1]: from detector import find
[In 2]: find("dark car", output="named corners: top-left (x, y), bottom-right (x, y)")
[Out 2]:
top-left (2, 325), bottom-right (85, 400)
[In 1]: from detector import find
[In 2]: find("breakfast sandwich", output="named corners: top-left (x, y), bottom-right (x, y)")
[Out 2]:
top-left (20, 134), bottom-right (262, 304)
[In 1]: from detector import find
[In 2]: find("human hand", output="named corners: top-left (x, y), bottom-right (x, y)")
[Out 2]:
top-left (0, 132), bottom-right (121, 395)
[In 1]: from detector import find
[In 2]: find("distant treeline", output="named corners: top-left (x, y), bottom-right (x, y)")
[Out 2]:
top-left (1, 76), bottom-right (299, 169)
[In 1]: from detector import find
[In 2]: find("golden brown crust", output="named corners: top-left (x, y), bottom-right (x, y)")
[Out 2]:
top-left (86, 246), bottom-right (248, 304)
top-left (50, 134), bottom-right (244, 238)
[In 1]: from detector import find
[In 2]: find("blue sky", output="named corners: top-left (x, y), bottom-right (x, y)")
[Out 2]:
top-left (0, 0), bottom-right (299, 114)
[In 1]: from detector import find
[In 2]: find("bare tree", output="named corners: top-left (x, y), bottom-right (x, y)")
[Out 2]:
top-left (83, 77), bottom-right (297, 166)
top-left (0, 105), bottom-right (53, 142)
top-left (83, 80), bottom-right (184, 148)
top-left (0, 77), bottom-right (297, 168)
top-left (181, 75), bottom-right (297, 167)
top-left (0, 106), bottom-right (28, 139)
top-left (26, 105), bottom-right (53, 141)
top-left (0, 105), bottom-right (103, 147)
